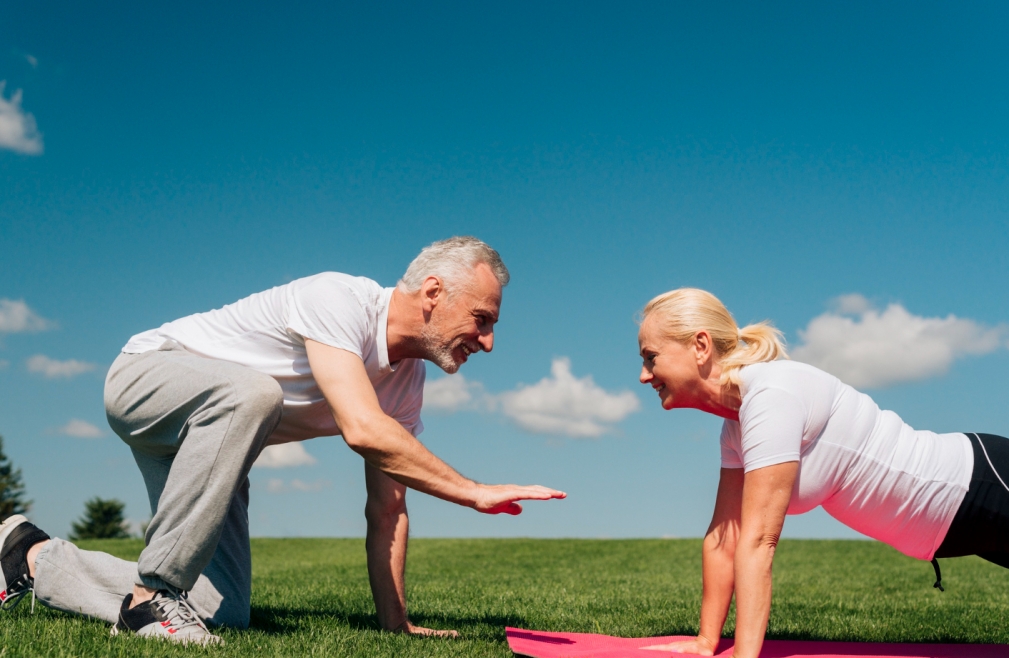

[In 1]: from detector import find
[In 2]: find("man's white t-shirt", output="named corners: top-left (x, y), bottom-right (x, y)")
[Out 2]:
top-left (720, 360), bottom-right (972, 560)
top-left (123, 273), bottom-right (426, 444)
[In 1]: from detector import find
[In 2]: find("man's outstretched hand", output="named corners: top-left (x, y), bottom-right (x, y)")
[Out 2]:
top-left (473, 484), bottom-right (567, 515)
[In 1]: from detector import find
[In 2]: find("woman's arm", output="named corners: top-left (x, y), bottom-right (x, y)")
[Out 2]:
top-left (731, 461), bottom-right (797, 658)
top-left (642, 468), bottom-right (744, 655)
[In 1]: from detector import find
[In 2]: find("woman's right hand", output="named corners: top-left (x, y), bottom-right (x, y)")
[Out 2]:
top-left (640, 635), bottom-right (718, 655)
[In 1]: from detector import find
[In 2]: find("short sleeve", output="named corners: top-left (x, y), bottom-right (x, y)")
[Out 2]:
top-left (736, 387), bottom-right (805, 472)
top-left (720, 420), bottom-right (744, 469)
top-left (394, 361), bottom-right (426, 437)
top-left (286, 276), bottom-right (370, 358)
top-left (375, 359), bottom-right (427, 438)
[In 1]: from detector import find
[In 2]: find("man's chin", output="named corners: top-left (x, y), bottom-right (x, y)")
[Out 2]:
top-left (437, 362), bottom-right (461, 375)
top-left (430, 355), bottom-right (462, 374)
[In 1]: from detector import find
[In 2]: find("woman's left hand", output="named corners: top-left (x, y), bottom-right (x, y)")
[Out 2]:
top-left (640, 635), bottom-right (717, 654)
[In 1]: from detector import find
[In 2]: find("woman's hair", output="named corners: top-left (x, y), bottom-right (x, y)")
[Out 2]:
top-left (398, 236), bottom-right (510, 296)
top-left (640, 288), bottom-right (787, 388)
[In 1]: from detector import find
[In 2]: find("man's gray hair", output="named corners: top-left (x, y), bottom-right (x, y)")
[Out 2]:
top-left (398, 236), bottom-right (510, 294)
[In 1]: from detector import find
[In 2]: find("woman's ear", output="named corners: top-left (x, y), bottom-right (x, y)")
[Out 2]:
top-left (694, 330), bottom-right (714, 365)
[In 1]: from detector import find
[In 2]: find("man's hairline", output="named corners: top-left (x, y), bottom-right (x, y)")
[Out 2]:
top-left (397, 261), bottom-right (506, 297)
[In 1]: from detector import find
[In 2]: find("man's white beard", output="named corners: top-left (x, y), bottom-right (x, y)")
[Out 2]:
top-left (419, 323), bottom-right (460, 374)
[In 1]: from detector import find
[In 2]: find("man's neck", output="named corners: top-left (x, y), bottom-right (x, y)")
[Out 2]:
top-left (386, 287), bottom-right (423, 364)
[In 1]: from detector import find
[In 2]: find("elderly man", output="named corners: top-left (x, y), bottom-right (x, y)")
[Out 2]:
top-left (0, 236), bottom-right (564, 644)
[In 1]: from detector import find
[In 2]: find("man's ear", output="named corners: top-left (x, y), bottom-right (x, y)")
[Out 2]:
top-left (420, 275), bottom-right (444, 313)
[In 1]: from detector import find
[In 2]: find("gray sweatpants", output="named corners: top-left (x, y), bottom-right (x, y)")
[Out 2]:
top-left (34, 341), bottom-right (283, 628)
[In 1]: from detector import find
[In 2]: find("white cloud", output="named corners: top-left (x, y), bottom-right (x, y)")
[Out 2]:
top-left (0, 82), bottom-right (43, 155)
top-left (27, 354), bottom-right (97, 379)
top-left (265, 478), bottom-right (331, 493)
top-left (792, 294), bottom-right (1005, 389)
top-left (0, 299), bottom-right (52, 333)
top-left (423, 374), bottom-right (487, 413)
top-left (424, 358), bottom-right (641, 438)
top-left (254, 442), bottom-right (318, 469)
top-left (25, 55), bottom-right (38, 69)
top-left (498, 358), bottom-right (641, 438)
top-left (59, 419), bottom-right (104, 438)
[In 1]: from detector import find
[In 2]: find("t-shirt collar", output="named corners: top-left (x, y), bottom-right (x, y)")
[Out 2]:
top-left (377, 287), bottom-right (396, 373)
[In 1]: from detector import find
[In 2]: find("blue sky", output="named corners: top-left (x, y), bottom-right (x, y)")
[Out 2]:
top-left (2, 1), bottom-right (1008, 543)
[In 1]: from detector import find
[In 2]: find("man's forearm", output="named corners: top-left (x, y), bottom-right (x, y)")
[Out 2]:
top-left (346, 414), bottom-right (479, 506)
top-left (365, 501), bottom-right (410, 631)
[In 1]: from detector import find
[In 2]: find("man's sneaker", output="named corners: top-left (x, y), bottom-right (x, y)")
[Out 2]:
top-left (0, 514), bottom-right (50, 612)
top-left (111, 590), bottom-right (223, 645)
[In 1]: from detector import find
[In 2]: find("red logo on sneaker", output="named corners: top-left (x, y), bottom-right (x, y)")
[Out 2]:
top-left (0, 590), bottom-right (7, 602)
top-left (161, 621), bottom-right (171, 627)
top-left (168, 628), bottom-right (177, 634)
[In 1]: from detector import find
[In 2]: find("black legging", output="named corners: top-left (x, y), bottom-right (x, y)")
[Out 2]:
top-left (934, 433), bottom-right (1009, 568)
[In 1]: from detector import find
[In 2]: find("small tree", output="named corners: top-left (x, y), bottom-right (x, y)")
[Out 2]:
top-left (0, 433), bottom-right (31, 522)
top-left (70, 497), bottom-right (131, 540)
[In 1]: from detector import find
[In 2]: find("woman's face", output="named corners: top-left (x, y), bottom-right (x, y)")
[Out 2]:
top-left (638, 316), bottom-right (706, 411)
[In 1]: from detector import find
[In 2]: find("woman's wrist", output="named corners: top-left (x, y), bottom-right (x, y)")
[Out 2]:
top-left (695, 632), bottom-right (720, 653)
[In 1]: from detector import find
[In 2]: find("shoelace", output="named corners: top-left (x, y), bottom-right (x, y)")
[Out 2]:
top-left (0, 573), bottom-right (37, 613)
top-left (152, 592), bottom-right (207, 634)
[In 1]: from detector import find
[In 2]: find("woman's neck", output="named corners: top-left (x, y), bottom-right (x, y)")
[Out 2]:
top-left (698, 362), bottom-right (742, 421)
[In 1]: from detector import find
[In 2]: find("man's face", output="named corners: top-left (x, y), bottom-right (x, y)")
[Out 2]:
top-left (420, 263), bottom-right (502, 374)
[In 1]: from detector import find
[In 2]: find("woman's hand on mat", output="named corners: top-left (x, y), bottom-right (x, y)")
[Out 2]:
top-left (640, 635), bottom-right (718, 655)
top-left (473, 484), bottom-right (567, 515)
top-left (394, 621), bottom-right (459, 638)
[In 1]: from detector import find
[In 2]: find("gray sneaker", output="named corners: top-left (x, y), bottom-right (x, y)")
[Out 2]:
top-left (111, 589), bottom-right (223, 645)
top-left (0, 514), bottom-right (50, 612)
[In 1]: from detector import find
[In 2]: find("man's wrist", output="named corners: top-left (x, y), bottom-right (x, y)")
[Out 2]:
top-left (466, 481), bottom-right (483, 509)
top-left (385, 618), bottom-right (410, 633)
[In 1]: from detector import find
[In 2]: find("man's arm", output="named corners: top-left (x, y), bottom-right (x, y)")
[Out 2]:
top-left (364, 463), bottom-right (458, 637)
top-left (306, 339), bottom-right (566, 511)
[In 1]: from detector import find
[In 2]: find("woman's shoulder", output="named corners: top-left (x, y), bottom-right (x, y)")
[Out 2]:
top-left (739, 360), bottom-right (840, 397)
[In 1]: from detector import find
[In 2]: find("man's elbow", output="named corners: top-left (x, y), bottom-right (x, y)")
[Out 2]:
top-left (341, 417), bottom-right (383, 453)
top-left (365, 498), bottom-right (408, 526)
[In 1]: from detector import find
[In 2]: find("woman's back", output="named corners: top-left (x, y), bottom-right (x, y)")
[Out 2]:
top-left (720, 360), bottom-right (972, 559)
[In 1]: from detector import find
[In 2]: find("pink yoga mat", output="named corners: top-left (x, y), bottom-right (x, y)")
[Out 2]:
top-left (506, 627), bottom-right (1009, 657)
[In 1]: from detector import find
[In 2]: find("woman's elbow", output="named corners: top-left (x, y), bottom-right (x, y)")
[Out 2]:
top-left (742, 530), bottom-right (781, 556)
top-left (703, 526), bottom-right (739, 556)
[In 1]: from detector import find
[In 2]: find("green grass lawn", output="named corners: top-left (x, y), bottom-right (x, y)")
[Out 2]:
top-left (2, 538), bottom-right (1009, 656)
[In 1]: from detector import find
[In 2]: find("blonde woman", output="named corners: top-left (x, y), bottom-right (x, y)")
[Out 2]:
top-left (637, 288), bottom-right (1008, 658)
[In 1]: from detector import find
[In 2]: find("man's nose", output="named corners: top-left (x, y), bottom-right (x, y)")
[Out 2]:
top-left (479, 331), bottom-right (494, 353)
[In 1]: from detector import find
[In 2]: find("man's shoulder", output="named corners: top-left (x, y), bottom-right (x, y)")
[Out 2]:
top-left (292, 271), bottom-right (382, 293)
top-left (289, 272), bottom-right (387, 309)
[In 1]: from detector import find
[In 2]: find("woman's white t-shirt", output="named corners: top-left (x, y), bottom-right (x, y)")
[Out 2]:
top-left (719, 360), bottom-right (972, 560)
top-left (122, 272), bottom-right (426, 444)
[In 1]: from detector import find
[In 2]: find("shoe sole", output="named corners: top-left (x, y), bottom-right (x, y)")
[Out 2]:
top-left (0, 515), bottom-right (29, 561)
top-left (110, 624), bottom-right (223, 646)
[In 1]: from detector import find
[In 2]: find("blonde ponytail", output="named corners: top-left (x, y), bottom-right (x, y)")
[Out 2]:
top-left (718, 322), bottom-right (787, 388)
top-left (640, 288), bottom-right (788, 389)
